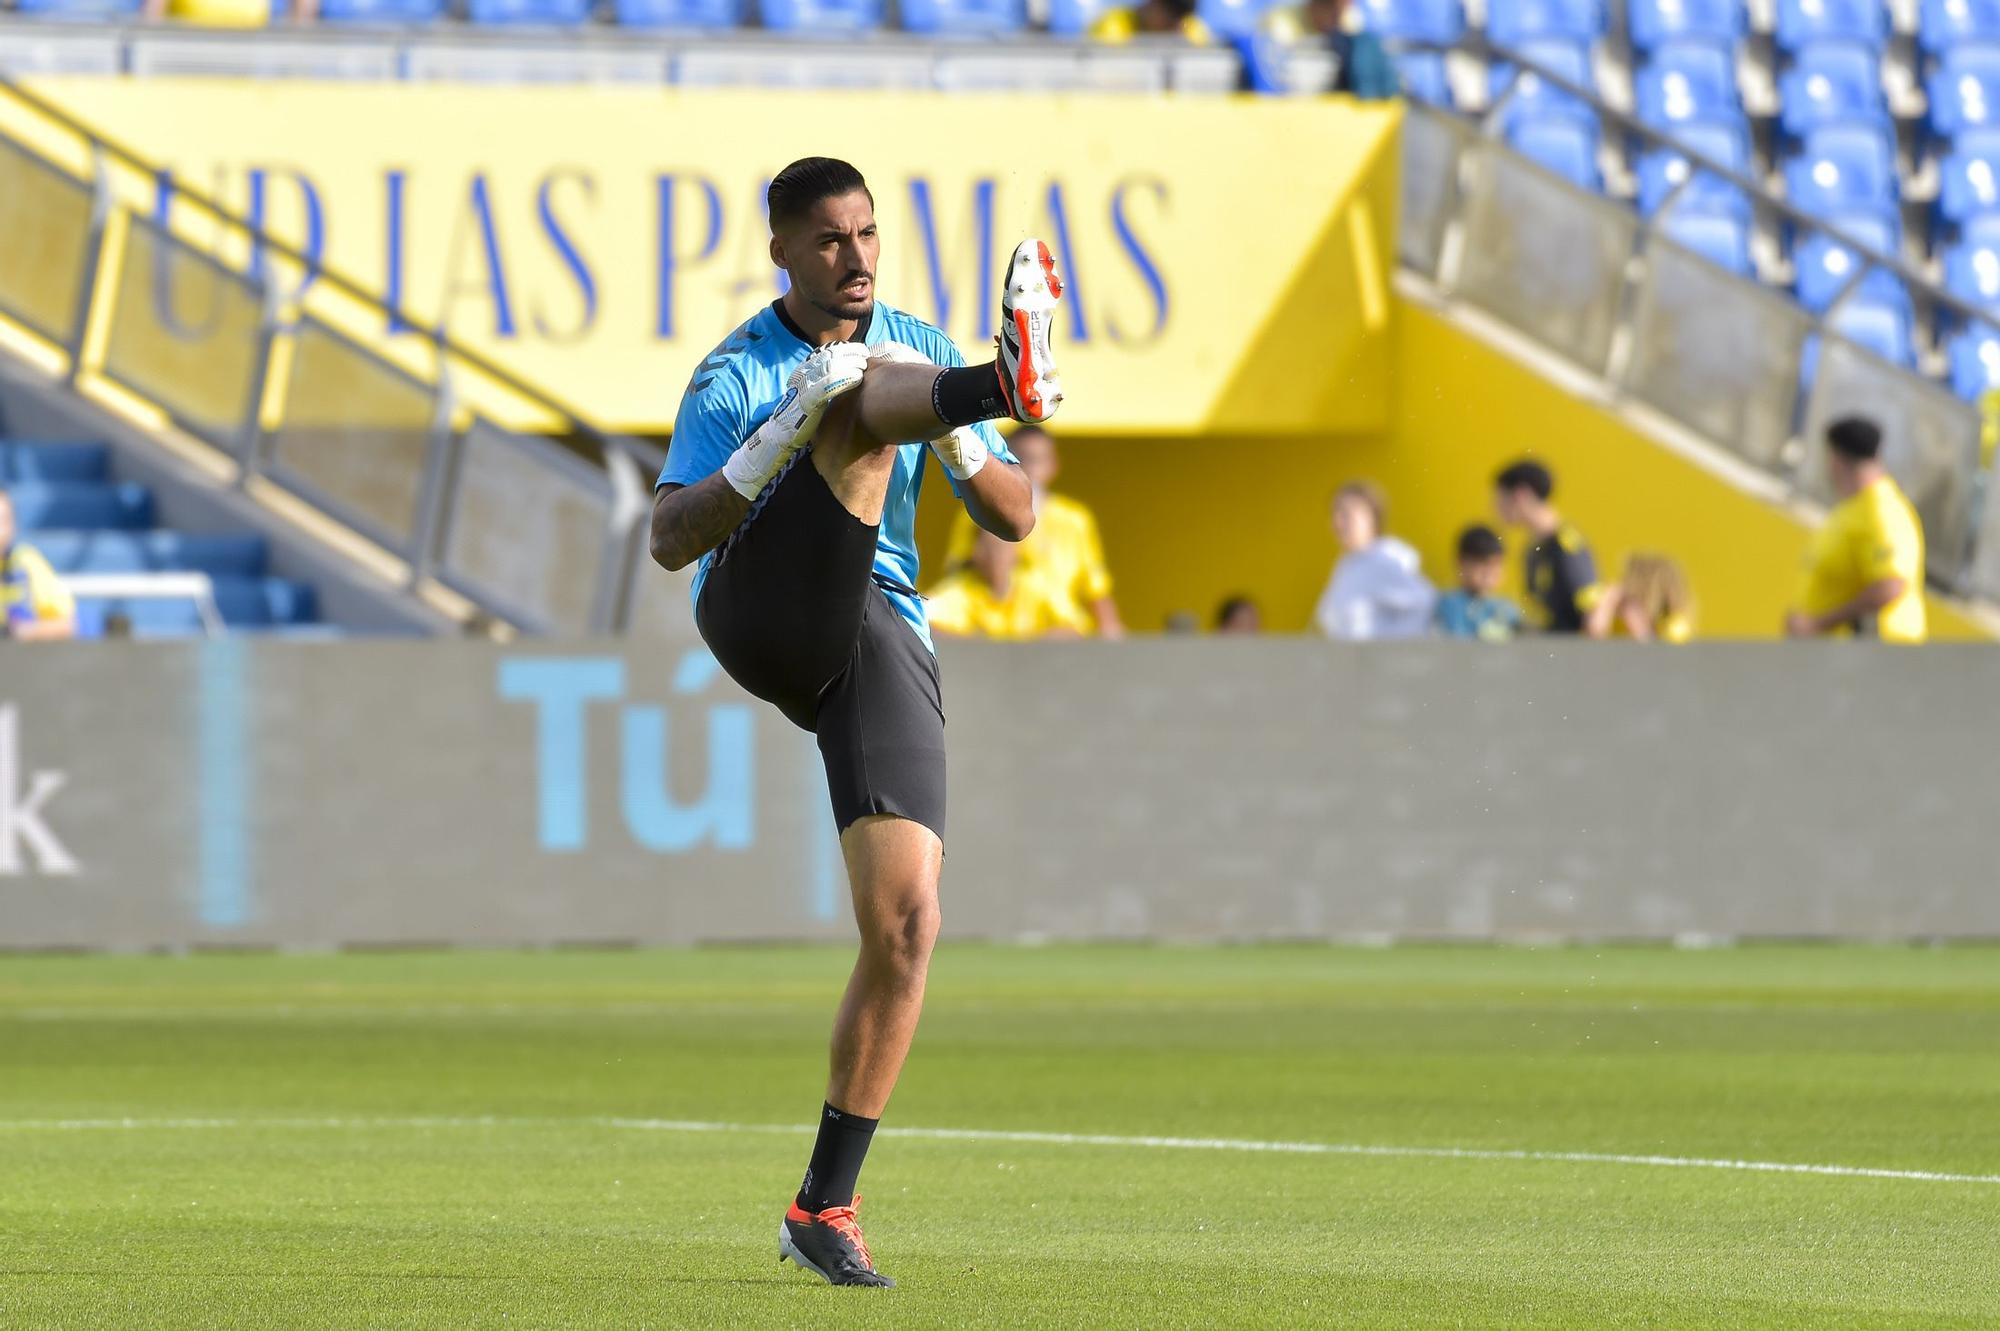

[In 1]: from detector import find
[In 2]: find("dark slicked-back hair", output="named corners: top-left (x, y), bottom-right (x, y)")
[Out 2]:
top-left (1495, 458), bottom-right (1554, 501)
top-left (1826, 416), bottom-right (1883, 461)
top-left (768, 157), bottom-right (873, 230)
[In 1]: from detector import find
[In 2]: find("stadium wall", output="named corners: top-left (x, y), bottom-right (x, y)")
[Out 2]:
top-left (1, 640), bottom-right (1994, 950)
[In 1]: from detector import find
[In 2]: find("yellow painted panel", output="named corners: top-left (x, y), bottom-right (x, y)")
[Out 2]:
top-left (24, 78), bottom-right (1400, 437)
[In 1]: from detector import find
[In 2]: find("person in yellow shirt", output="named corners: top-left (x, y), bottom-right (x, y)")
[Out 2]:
top-left (927, 528), bottom-right (1088, 640)
top-left (143, 0), bottom-right (285, 27)
top-left (0, 491), bottom-right (77, 643)
top-left (1091, 0), bottom-right (1213, 43)
top-left (1785, 416), bottom-right (1927, 643)
top-left (944, 426), bottom-right (1124, 637)
top-left (1586, 553), bottom-right (1695, 643)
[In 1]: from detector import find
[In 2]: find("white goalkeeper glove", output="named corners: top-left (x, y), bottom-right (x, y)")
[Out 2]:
top-left (867, 341), bottom-right (989, 480)
top-left (720, 341), bottom-right (870, 500)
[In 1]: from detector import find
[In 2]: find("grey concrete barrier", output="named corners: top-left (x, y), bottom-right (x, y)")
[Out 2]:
top-left (0, 640), bottom-right (1994, 948)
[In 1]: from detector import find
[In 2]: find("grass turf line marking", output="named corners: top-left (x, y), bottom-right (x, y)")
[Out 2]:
top-left (1, 1115), bottom-right (1996, 1187)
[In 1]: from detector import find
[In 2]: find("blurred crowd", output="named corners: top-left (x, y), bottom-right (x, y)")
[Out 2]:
top-left (927, 416), bottom-right (1930, 645)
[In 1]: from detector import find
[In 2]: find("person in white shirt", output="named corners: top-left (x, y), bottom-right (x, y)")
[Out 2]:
top-left (1315, 480), bottom-right (1436, 640)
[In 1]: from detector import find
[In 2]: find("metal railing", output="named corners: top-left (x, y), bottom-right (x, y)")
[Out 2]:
top-left (1394, 36), bottom-right (2000, 603)
top-left (65, 571), bottom-right (226, 636)
top-left (0, 70), bottom-right (653, 636)
top-left (0, 17), bottom-right (1242, 94)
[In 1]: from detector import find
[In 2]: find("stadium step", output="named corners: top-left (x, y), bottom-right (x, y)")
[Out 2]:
top-left (0, 441), bottom-right (112, 483)
top-left (27, 529), bottom-right (271, 580)
top-left (5, 480), bottom-right (153, 530)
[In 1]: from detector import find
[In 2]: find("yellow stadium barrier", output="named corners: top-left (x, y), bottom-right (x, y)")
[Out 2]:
top-left (24, 78), bottom-right (1402, 438)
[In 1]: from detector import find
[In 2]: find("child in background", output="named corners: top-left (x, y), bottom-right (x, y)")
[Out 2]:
top-left (1433, 524), bottom-right (1524, 642)
top-left (1588, 554), bottom-right (1695, 643)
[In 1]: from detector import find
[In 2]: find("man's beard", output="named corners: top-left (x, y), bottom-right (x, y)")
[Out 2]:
top-left (812, 291), bottom-right (874, 320)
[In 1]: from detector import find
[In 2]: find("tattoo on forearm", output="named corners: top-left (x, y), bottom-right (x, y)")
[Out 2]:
top-left (651, 477), bottom-right (751, 570)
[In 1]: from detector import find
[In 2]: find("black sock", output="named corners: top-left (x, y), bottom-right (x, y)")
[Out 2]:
top-left (796, 1101), bottom-right (879, 1214)
top-left (931, 364), bottom-right (1009, 427)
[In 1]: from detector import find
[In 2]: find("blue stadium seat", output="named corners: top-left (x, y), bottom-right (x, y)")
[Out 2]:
top-left (10, 0), bottom-right (143, 17)
top-left (1944, 234), bottom-right (2000, 311)
top-left (759, 0), bottom-right (883, 30)
top-left (1779, 42), bottom-right (1888, 138)
top-left (1047, 0), bottom-right (1113, 33)
top-left (1921, 0), bottom-right (2000, 57)
top-left (1929, 45), bottom-right (2000, 139)
top-left (1774, 0), bottom-right (1885, 52)
top-left (3, 482), bottom-right (152, 530)
top-left (1196, 0), bottom-right (1273, 38)
top-left (0, 442), bottom-right (109, 483)
top-left (1946, 324), bottom-right (2000, 400)
top-left (1395, 51), bottom-right (1453, 104)
top-left (316, 0), bottom-right (444, 20)
top-left (1656, 208), bottom-right (1754, 273)
top-left (1827, 299), bottom-right (1917, 367)
top-left (614, 0), bottom-right (742, 25)
top-left (1634, 42), bottom-right (1739, 130)
top-left (1507, 115), bottom-right (1602, 189)
top-left (1356, 0), bottom-right (1464, 41)
top-left (901, 0), bottom-right (1024, 31)
top-left (213, 578), bottom-right (318, 628)
top-left (1793, 214), bottom-right (1902, 312)
top-left (1486, 0), bottom-right (1602, 46)
top-left (1635, 119), bottom-right (1753, 215)
top-left (1489, 38), bottom-right (1594, 128)
top-left (26, 530), bottom-right (269, 580)
top-left (1784, 124), bottom-right (1897, 218)
top-left (1939, 131), bottom-right (2000, 224)
top-left (1629, 0), bottom-right (1744, 50)
top-left (466, 0), bottom-right (589, 22)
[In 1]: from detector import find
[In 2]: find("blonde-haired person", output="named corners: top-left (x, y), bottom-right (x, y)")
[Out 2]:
top-left (1586, 553), bottom-right (1695, 643)
top-left (1314, 480), bottom-right (1435, 640)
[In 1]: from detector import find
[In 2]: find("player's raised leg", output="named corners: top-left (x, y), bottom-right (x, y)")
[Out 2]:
top-left (835, 239), bottom-right (1067, 458)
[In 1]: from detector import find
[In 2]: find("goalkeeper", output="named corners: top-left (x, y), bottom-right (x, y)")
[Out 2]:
top-left (648, 156), bottom-right (1064, 1288)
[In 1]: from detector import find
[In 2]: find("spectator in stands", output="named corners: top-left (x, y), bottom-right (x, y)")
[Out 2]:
top-left (926, 528), bottom-right (1087, 640)
top-left (1164, 610), bottom-right (1202, 634)
top-left (1433, 524), bottom-right (1523, 642)
top-left (1259, 0), bottom-right (1399, 98)
top-left (1587, 553), bottom-right (1695, 643)
top-left (0, 491), bottom-right (76, 643)
top-left (1785, 417), bottom-right (1928, 643)
top-left (143, 0), bottom-right (299, 26)
top-left (1494, 458), bottom-right (1601, 634)
top-left (1214, 595), bottom-right (1262, 634)
top-left (946, 426), bottom-right (1123, 638)
top-left (1315, 480), bottom-right (1435, 640)
top-left (1093, 0), bottom-right (1213, 43)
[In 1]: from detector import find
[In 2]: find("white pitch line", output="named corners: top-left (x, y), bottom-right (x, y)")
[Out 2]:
top-left (0, 1114), bottom-right (1995, 1188)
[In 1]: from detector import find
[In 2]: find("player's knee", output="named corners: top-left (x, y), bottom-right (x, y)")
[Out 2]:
top-left (816, 390), bottom-right (897, 461)
top-left (864, 894), bottom-right (939, 976)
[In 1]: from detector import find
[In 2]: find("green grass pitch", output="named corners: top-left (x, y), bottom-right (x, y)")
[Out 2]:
top-left (0, 944), bottom-right (1996, 1329)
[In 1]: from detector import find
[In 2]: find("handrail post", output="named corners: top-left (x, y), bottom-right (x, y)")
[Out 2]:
top-left (590, 438), bottom-right (652, 638)
top-left (234, 271), bottom-right (284, 490)
top-left (65, 145), bottom-right (114, 389)
top-left (408, 333), bottom-right (458, 591)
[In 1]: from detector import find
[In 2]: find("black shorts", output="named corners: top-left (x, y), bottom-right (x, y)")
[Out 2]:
top-left (694, 458), bottom-right (947, 840)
